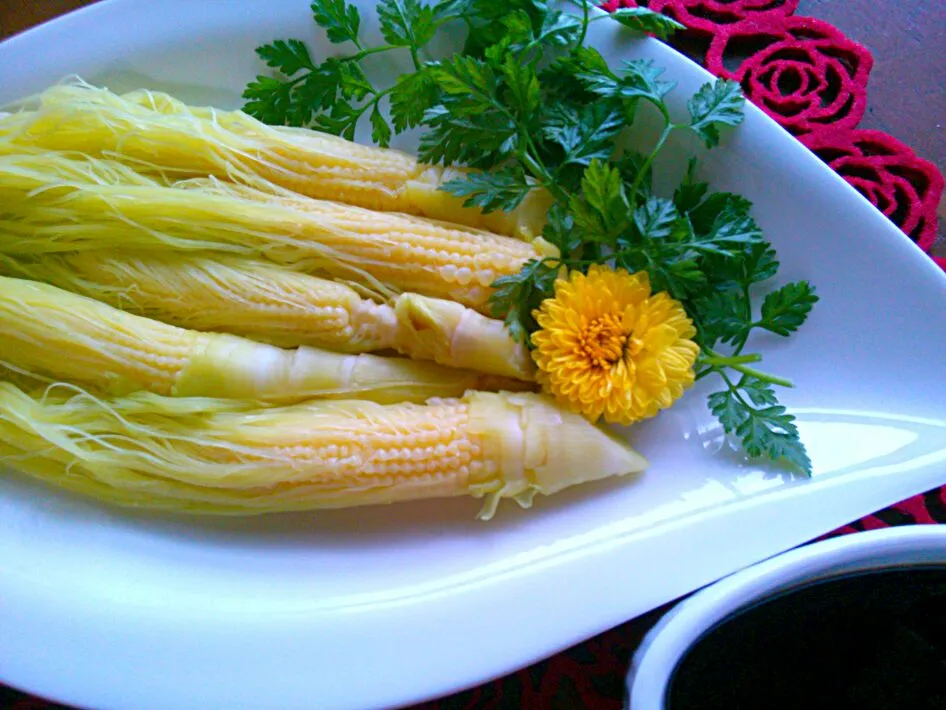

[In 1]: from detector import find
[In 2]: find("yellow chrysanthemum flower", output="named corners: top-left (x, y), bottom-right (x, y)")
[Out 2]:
top-left (531, 265), bottom-right (699, 426)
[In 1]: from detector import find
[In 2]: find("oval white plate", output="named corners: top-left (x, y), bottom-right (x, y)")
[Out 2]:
top-left (1, 2), bottom-right (945, 709)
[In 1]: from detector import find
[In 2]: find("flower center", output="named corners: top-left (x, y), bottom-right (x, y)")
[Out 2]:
top-left (579, 313), bottom-right (629, 369)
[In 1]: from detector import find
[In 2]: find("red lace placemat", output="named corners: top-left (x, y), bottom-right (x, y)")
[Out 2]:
top-left (1, 3), bottom-right (943, 710)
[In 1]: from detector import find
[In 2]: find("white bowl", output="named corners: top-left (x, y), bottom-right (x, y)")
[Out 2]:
top-left (626, 525), bottom-right (946, 709)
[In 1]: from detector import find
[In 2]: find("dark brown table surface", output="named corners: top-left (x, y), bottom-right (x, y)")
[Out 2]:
top-left (1, 0), bottom-right (943, 256)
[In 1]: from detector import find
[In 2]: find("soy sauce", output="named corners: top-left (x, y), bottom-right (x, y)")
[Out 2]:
top-left (666, 567), bottom-right (946, 710)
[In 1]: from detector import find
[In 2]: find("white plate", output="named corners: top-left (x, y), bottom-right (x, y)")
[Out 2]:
top-left (0, 2), bottom-right (944, 709)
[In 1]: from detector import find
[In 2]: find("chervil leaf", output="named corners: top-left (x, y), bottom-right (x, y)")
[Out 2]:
top-left (738, 374), bottom-right (779, 407)
top-left (688, 192), bottom-right (752, 235)
top-left (569, 159), bottom-right (629, 242)
top-left (688, 78), bottom-right (745, 148)
top-left (759, 281), bottom-right (819, 336)
top-left (541, 202), bottom-right (580, 253)
top-left (441, 166), bottom-right (533, 213)
top-left (609, 7), bottom-right (685, 40)
top-left (420, 56), bottom-right (518, 166)
top-left (532, 10), bottom-right (582, 48)
top-left (708, 388), bottom-right (749, 434)
top-left (664, 257), bottom-right (707, 296)
top-left (673, 158), bottom-right (709, 213)
top-left (695, 289), bottom-right (747, 346)
top-left (709, 385), bottom-right (811, 475)
top-left (369, 104), bottom-right (392, 146)
top-left (501, 56), bottom-right (541, 117)
top-left (614, 151), bottom-right (654, 198)
top-left (313, 101), bottom-right (363, 141)
top-left (311, 0), bottom-right (361, 44)
top-left (541, 102), bottom-right (624, 168)
top-left (690, 195), bottom-right (763, 255)
top-left (633, 196), bottom-right (678, 241)
top-left (378, 0), bottom-right (438, 48)
top-left (748, 245), bottom-right (779, 284)
top-left (389, 69), bottom-right (439, 132)
top-left (256, 39), bottom-right (316, 76)
top-left (335, 60), bottom-right (374, 100)
top-left (488, 259), bottom-right (558, 344)
top-left (242, 76), bottom-right (296, 125)
top-left (578, 59), bottom-right (675, 118)
top-left (736, 404), bottom-right (811, 474)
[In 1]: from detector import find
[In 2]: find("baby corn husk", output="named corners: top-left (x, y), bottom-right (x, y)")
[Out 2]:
top-left (0, 382), bottom-right (646, 518)
top-left (0, 80), bottom-right (553, 239)
top-left (0, 251), bottom-right (535, 380)
top-left (0, 151), bottom-right (555, 311)
top-left (0, 275), bottom-right (525, 403)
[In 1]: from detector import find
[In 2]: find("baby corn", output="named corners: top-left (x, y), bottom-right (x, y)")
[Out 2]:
top-left (0, 275), bottom-right (524, 403)
top-left (0, 80), bottom-right (552, 239)
top-left (0, 251), bottom-right (535, 380)
top-left (0, 383), bottom-right (646, 518)
top-left (0, 151), bottom-right (555, 311)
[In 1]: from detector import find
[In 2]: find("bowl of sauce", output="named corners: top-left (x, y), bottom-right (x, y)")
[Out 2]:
top-left (626, 526), bottom-right (946, 709)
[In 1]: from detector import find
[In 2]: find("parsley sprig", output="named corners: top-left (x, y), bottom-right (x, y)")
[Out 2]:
top-left (244, 0), bottom-right (818, 475)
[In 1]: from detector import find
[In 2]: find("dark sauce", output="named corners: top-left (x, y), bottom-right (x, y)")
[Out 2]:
top-left (666, 567), bottom-right (946, 710)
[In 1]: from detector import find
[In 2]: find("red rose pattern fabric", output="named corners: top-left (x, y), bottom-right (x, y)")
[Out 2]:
top-left (800, 129), bottom-right (945, 251)
top-left (705, 17), bottom-right (873, 135)
top-left (3, 2), bottom-right (944, 710)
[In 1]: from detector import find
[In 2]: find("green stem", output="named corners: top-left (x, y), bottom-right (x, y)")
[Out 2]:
top-left (345, 45), bottom-right (398, 62)
top-left (732, 284), bottom-right (754, 355)
top-left (521, 138), bottom-right (570, 205)
top-left (577, 0), bottom-right (591, 52)
top-left (409, 46), bottom-right (422, 72)
top-left (703, 348), bottom-right (794, 388)
top-left (702, 352), bottom-right (762, 367)
top-left (628, 122), bottom-right (674, 204)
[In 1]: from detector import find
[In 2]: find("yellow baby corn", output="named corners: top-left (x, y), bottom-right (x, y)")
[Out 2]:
top-left (0, 151), bottom-right (555, 311)
top-left (0, 382), bottom-right (646, 518)
top-left (0, 275), bottom-right (523, 403)
top-left (0, 251), bottom-right (534, 380)
top-left (0, 80), bottom-right (552, 239)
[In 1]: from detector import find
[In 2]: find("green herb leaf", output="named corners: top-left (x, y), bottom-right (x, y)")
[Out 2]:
top-left (313, 101), bottom-right (363, 140)
top-left (697, 289), bottom-right (748, 347)
top-left (708, 388), bottom-right (750, 433)
top-left (736, 404), bottom-right (811, 474)
top-left (709, 383), bottom-right (812, 474)
top-left (673, 158), bottom-right (709, 213)
top-left (378, 0), bottom-right (438, 48)
top-left (738, 374), bottom-right (779, 407)
top-left (688, 78), bottom-right (745, 148)
top-left (633, 196), bottom-right (679, 241)
top-left (242, 76), bottom-right (296, 125)
top-left (369, 104), bottom-right (392, 146)
top-left (441, 167), bottom-right (533, 213)
top-left (759, 281), bottom-right (819, 336)
top-left (256, 39), bottom-right (316, 75)
top-left (534, 10), bottom-right (583, 47)
top-left (488, 259), bottom-right (558, 344)
top-left (501, 56), bottom-right (541, 117)
top-left (389, 69), bottom-right (439, 132)
top-left (578, 59), bottom-right (675, 118)
top-left (569, 159), bottom-right (629, 242)
top-left (609, 7), bottom-right (686, 40)
top-left (420, 57), bottom-right (518, 166)
top-left (311, 0), bottom-right (362, 44)
top-left (541, 202), bottom-right (580, 253)
top-left (541, 103), bottom-right (624, 168)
